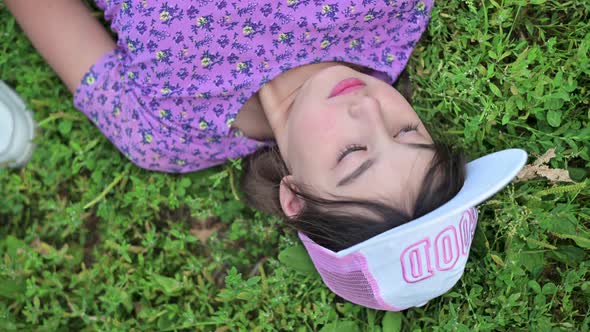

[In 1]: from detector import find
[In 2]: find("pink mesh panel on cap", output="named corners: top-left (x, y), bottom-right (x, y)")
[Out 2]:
top-left (299, 233), bottom-right (403, 311)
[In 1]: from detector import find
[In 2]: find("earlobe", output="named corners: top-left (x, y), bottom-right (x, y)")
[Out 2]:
top-left (279, 175), bottom-right (304, 218)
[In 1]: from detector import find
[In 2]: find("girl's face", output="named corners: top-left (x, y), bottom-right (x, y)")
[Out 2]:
top-left (279, 65), bottom-right (435, 214)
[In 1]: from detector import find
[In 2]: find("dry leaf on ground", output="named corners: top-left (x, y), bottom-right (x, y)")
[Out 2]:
top-left (31, 237), bottom-right (54, 256)
top-left (190, 216), bottom-right (223, 244)
top-left (515, 148), bottom-right (574, 183)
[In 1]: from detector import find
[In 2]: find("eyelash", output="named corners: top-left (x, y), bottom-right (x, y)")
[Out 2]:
top-left (395, 123), bottom-right (420, 137)
top-left (337, 123), bottom-right (420, 163)
top-left (338, 144), bottom-right (366, 163)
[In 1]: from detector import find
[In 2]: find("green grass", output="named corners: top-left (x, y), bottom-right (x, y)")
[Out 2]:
top-left (1, 0), bottom-right (589, 331)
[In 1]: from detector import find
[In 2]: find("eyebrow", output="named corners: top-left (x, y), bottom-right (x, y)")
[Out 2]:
top-left (337, 159), bottom-right (375, 187)
top-left (335, 142), bottom-right (433, 187)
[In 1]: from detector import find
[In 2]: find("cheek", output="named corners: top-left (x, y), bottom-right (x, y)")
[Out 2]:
top-left (286, 106), bottom-right (341, 175)
top-left (291, 105), bottom-right (342, 142)
top-left (379, 92), bottom-right (418, 128)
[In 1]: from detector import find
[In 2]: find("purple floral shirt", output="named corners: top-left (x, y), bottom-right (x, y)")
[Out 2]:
top-left (74, 0), bottom-right (433, 173)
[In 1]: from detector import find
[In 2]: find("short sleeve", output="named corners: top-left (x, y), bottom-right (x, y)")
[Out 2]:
top-left (73, 48), bottom-right (125, 129)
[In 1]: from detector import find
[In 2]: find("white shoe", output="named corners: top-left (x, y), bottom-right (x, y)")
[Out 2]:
top-left (0, 81), bottom-right (36, 168)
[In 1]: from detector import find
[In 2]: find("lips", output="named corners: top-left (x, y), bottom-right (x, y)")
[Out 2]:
top-left (329, 78), bottom-right (366, 98)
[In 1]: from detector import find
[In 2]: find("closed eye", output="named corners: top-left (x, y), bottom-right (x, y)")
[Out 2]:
top-left (395, 123), bottom-right (419, 137)
top-left (337, 144), bottom-right (367, 163)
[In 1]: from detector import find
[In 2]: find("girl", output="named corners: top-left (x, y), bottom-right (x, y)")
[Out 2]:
top-left (4, 0), bottom-right (465, 253)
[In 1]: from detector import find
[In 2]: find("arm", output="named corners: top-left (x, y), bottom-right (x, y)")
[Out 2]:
top-left (5, 0), bottom-right (116, 93)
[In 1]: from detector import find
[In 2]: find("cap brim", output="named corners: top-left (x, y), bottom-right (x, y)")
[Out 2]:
top-left (337, 148), bottom-right (528, 256)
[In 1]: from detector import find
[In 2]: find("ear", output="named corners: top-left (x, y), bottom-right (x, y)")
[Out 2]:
top-left (279, 175), bottom-right (304, 218)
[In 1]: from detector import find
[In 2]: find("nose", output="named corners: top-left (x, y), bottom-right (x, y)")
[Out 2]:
top-left (348, 95), bottom-right (381, 120)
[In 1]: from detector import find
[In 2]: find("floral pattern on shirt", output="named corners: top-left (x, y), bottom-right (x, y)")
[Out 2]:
top-left (74, 0), bottom-right (432, 173)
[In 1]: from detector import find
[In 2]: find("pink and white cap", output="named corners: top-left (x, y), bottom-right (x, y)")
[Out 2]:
top-left (299, 149), bottom-right (528, 311)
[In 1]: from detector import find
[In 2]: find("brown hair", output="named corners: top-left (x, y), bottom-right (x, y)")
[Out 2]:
top-left (240, 141), bottom-right (466, 251)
